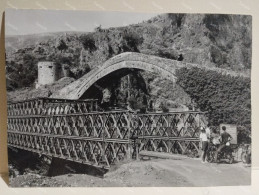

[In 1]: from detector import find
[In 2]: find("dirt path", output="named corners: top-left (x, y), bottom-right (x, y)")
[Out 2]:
top-left (151, 158), bottom-right (251, 186)
top-left (9, 158), bottom-right (251, 187)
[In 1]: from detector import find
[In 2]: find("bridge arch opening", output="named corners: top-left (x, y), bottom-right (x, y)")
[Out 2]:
top-left (54, 52), bottom-right (193, 112)
top-left (80, 67), bottom-right (151, 111)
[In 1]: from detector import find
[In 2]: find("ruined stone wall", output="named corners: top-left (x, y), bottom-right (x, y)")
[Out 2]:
top-left (37, 62), bottom-right (61, 87)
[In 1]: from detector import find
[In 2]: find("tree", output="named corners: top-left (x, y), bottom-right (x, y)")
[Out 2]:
top-left (56, 39), bottom-right (68, 52)
top-left (123, 31), bottom-right (144, 52)
top-left (80, 34), bottom-right (97, 51)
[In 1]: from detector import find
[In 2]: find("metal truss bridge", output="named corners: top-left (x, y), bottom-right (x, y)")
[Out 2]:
top-left (7, 98), bottom-right (206, 169)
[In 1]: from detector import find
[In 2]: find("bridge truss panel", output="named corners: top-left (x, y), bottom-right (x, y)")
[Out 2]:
top-left (7, 98), bottom-right (133, 169)
top-left (132, 111), bottom-right (207, 157)
top-left (7, 98), bottom-right (208, 168)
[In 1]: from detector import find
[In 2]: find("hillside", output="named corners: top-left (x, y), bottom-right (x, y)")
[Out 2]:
top-left (5, 14), bottom-right (251, 85)
top-left (5, 13), bottom-right (252, 115)
top-left (5, 31), bottom-right (86, 53)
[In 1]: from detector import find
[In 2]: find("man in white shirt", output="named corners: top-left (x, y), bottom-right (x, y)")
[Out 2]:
top-left (199, 127), bottom-right (209, 163)
top-left (205, 124), bottom-right (211, 140)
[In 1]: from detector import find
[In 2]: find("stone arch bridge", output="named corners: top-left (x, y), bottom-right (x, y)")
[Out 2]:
top-left (52, 52), bottom-right (244, 100)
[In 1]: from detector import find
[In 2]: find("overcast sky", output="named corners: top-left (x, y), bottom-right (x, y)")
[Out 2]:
top-left (5, 9), bottom-right (159, 36)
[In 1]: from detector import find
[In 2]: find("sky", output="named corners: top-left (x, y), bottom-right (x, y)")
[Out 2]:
top-left (5, 9), bottom-right (159, 36)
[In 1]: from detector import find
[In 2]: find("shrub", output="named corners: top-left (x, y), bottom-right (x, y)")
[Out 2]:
top-left (123, 31), bottom-right (144, 51)
top-left (156, 49), bottom-right (177, 60)
top-left (56, 39), bottom-right (68, 51)
top-left (160, 101), bottom-right (169, 112)
top-left (7, 54), bottom-right (38, 89)
top-left (176, 67), bottom-right (251, 128)
top-left (80, 34), bottom-right (97, 51)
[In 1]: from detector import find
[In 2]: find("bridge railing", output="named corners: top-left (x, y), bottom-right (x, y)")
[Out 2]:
top-left (7, 97), bottom-right (99, 116)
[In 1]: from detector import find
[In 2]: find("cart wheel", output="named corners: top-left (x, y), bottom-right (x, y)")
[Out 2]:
top-left (229, 157), bottom-right (234, 164)
top-left (206, 151), bottom-right (214, 163)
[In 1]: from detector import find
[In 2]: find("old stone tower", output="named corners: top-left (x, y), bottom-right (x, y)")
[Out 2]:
top-left (36, 62), bottom-right (61, 88)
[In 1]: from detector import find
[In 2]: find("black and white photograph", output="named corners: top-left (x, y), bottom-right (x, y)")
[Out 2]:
top-left (5, 9), bottom-right (251, 187)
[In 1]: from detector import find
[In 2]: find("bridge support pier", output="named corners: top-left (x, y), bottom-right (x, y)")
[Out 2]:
top-left (48, 157), bottom-right (66, 176)
top-left (126, 145), bottom-right (132, 160)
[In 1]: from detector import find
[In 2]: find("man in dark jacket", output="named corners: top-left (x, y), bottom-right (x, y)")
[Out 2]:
top-left (214, 126), bottom-right (232, 162)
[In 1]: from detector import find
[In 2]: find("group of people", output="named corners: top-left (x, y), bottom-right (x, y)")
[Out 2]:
top-left (199, 124), bottom-right (232, 163)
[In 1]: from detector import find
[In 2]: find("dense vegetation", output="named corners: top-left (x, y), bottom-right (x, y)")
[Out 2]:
top-left (176, 67), bottom-right (251, 126)
top-left (6, 54), bottom-right (38, 90)
top-left (176, 67), bottom-right (251, 142)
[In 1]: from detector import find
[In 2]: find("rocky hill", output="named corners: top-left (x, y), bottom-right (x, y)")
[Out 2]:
top-left (5, 13), bottom-right (252, 111)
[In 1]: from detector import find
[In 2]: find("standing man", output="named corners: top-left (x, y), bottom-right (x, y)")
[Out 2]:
top-left (214, 126), bottom-right (232, 162)
top-left (205, 123), bottom-right (211, 140)
top-left (199, 127), bottom-right (209, 163)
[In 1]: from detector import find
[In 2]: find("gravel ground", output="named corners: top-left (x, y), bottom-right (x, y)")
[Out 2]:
top-left (9, 158), bottom-right (251, 187)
